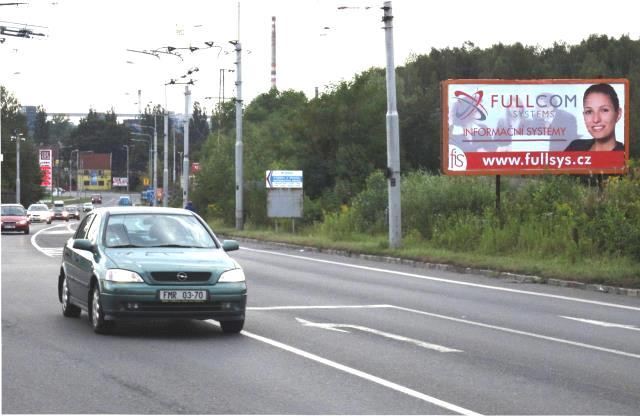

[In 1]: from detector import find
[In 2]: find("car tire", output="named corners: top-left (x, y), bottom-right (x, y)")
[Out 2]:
top-left (220, 319), bottom-right (244, 334)
top-left (90, 286), bottom-right (113, 334)
top-left (47, 220), bottom-right (52, 224)
top-left (24, 228), bottom-right (29, 235)
top-left (61, 275), bottom-right (81, 318)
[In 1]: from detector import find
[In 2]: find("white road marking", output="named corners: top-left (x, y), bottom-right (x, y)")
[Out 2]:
top-left (390, 305), bottom-right (640, 360)
top-left (248, 304), bottom-right (389, 311)
top-left (205, 320), bottom-right (481, 416)
top-left (30, 223), bottom-right (70, 258)
top-left (296, 317), bottom-right (462, 352)
top-left (561, 316), bottom-right (640, 332)
top-left (250, 304), bottom-right (640, 360)
top-left (240, 247), bottom-right (640, 312)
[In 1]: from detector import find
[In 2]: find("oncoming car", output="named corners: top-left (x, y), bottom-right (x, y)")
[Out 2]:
top-left (58, 207), bottom-right (247, 334)
top-left (83, 202), bottom-right (93, 212)
top-left (27, 203), bottom-right (52, 224)
top-left (66, 205), bottom-right (81, 220)
top-left (117, 195), bottom-right (132, 206)
top-left (1, 204), bottom-right (30, 234)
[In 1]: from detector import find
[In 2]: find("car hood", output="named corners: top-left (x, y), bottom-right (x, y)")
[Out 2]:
top-left (2, 215), bottom-right (27, 222)
top-left (104, 247), bottom-right (238, 277)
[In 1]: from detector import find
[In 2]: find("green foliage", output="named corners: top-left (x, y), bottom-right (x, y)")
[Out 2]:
top-left (1, 86), bottom-right (44, 205)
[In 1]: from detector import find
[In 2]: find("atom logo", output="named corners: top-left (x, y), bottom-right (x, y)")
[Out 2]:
top-left (453, 90), bottom-right (488, 121)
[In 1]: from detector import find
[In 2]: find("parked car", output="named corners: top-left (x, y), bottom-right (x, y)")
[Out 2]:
top-left (27, 203), bottom-right (52, 224)
top-left (52, 187), bottom-right (66, 196)
top-left (51, 206), bottom-right (69, 222)
top-left (1, 204), bottom-right (30, 234)
top-left (58, 207), bottom-right (247, 334)
top-left (83, 202), bottom-right (94, 212)
top-left (91, 194), bottom-right (102, 204)
top-left (117, 195), bottom-right (133, 206)
top-left (66, 205), bottom-right (81, 220)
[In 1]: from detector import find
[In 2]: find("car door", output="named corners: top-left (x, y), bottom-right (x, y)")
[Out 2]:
top-left (64, 213), bottom-right (95, 306)
top-left (74, 213), bottom-right (104, 299)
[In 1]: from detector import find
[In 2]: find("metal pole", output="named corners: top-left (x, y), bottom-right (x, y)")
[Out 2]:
top-left (383, 1), bottom-right (401, 248)
top-left (16, 133), bottom-right (21, 204)
top-left (125, 145), bottom-right (130, 194)
top-left (153, 116), bottom-right (157, 207)
top-left (183, 86), bottom-right (191, 207)
top-left (76, 151), bottom-right (80, 197)
top-left (233, 41), bottom-right (243, 230)
top-left (172, 123), bottom-right (176, 183)
top-left (163, 114), bottom-right (168, 207)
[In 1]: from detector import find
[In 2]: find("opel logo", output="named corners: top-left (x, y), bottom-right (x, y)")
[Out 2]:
top-left (176, 272), bottom-right (188, 281)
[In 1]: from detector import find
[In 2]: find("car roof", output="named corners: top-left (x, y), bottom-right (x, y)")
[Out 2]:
top-left (93, 206), bottom-right (194, 216)
top-left (1, 203), bottom-right (24, 208)
top-left (28, 203), bottom-right (48, 208)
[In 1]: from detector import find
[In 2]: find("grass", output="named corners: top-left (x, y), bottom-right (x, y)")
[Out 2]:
top-left (211, 221), bottom-right (640, 289)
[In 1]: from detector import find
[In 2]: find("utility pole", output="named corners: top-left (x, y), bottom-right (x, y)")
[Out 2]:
top-left (152, 115), bottom-right (158, 207)
top-left (183, 86), bottom-right (191, 207)
top-left (13, 132), bottom-right (23, 204)
top-left (383, 1), bottom-right (401, 248)
top-left (123, 145), bottom-right (130, 194)
top-left (232, 40), bottom-right (243, 230)
top-left (163, 114), bottom-right (168, 207)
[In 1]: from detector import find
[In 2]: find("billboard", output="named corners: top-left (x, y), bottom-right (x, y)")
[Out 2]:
top-left (39, 148), bottom-right (52, 187)
top-left (112, 177), bottom-right (128, 187)
top-left (442, 79), bottom-right (629, 175)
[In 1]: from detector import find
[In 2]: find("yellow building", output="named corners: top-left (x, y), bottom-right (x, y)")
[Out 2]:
top-left (78, 153), bottom-right (112, 191)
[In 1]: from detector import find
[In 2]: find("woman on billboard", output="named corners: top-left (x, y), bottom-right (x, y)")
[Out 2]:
top-left (565, 83), bottom-right (624, 151)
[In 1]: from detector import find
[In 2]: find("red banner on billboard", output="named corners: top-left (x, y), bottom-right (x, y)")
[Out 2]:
top-left (462, 151), bottom-right (625, 172)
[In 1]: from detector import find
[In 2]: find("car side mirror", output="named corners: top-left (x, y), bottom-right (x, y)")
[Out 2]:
top-left (73, 239), bottom-right (95, 252)
top-left (222, 240), bottom-right (239, 252)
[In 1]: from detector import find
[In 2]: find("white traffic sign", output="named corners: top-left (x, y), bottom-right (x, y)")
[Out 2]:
top-left (266, 170), bottom-right (303, 189)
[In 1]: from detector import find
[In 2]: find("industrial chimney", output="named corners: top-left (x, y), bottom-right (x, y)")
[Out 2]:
top-left (271, 16), bottom-right (276, 90)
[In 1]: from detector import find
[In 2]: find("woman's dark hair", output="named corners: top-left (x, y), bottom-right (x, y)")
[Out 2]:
top-left (584, 83), bottom-right (620, 111)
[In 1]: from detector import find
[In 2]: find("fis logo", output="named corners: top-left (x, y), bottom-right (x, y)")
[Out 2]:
top-left (448, 145), bottom-right (467, 171)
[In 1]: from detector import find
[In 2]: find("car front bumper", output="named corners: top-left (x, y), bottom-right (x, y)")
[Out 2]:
top-left (100, 281), bottom-right (247, 321)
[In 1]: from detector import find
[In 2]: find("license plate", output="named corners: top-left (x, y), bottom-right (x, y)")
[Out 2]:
top-left (5, 225), bottom-right (15, 229)
top-left (159, 290), bottom-right (208, 302)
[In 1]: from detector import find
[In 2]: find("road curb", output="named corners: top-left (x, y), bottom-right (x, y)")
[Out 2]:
top-left (224, 235), bottom-right (640, 299)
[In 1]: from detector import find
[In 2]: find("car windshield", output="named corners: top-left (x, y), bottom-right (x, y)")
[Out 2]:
top-left (1, 206), bottom-right (26, 216)
top-left (53, 207), bottom-right (65, 212)
top-left (105, 214), bottom-right (217, 249)
top-left (28, 205), bottom-right (48, 211)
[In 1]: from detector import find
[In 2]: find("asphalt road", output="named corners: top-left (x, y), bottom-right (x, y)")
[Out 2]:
top-left (2, 193), bottom-right (640, 414)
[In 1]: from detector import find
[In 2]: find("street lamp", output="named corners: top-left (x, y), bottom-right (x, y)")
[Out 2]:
top-left (10, 131), bottom-right (25, 204)
top-left (138, 121), bottom-right (158, 207)
top-left (338, 1), bottom-right (401, 248)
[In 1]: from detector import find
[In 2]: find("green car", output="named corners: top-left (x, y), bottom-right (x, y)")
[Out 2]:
top-left (58, 207), bottom-right (247, 334)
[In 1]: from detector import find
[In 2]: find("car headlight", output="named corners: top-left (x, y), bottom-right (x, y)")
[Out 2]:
top-left (218, 268), bottom-right (245, 283)
top-left (105, 269), bottom-right (144, 283)
top-left (18, 220), bottom-right (28, 225)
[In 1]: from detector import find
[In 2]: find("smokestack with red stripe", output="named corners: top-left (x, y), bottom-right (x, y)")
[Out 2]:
top-left (271, 16), bottom-right (276, 90)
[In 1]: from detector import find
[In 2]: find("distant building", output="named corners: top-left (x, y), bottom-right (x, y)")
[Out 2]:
top-left (79, 153), bottom-right (112, 191)
top-left (21, 106), bottom-right (37, 137)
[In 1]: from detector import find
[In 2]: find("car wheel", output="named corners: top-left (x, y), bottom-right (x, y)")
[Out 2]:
top-left (220, 319), bottom-right (244, 334)
top-left (90, 286), bottom-right (113, 334)
top-left (47, 220), bottom-right (52, 224)
top-left (61, 275), bottom-right (81, 318)
top-left (24, 228), bottom-right (29, 235)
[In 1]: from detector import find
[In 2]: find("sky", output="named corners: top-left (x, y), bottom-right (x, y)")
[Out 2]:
top-left (1, 0), bottom-right (639, 120)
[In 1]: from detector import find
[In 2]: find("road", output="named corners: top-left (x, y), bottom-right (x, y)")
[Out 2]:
top-left (2, 192), bottom-right (640, 414)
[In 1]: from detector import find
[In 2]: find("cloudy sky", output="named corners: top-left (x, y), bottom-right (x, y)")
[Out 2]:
top-left (1, 0), bottom-right (638, 118)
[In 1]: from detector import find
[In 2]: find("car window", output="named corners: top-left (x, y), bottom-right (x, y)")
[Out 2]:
top-left (28, 205), bottom-right (48, 211)
top-left (105, 213), bottom-right (216, 248)
top-left (1, 206), bottom-right (26, 216)
top-left (75, 214), bottom-right (95, 239)
top-left (86, 214), bottom-right (102, 244)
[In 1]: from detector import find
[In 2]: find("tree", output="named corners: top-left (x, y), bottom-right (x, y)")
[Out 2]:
top-left (1, 86), bottom-right (44, 205)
